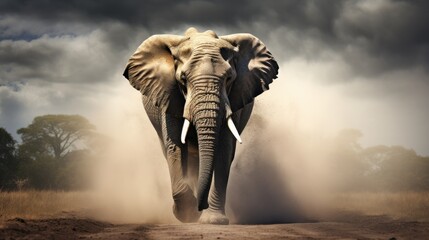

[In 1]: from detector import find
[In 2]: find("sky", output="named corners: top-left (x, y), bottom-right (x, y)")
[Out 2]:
top-left (1, 0), bottom-right (429, 155)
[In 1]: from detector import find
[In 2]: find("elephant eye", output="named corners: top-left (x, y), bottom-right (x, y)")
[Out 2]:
top-left (178, 73), bottom-right (187, 97)
top-left (180, 72), bottom-right (187, 84)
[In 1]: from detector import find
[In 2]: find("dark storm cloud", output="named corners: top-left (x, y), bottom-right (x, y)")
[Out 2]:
top-left (335, 0), bottom-right (429, 76)
top-left (0, 0), bottom-right (341, 28)
top-left (1, 0), bottom-right (428, 77)
top-left (0, 38), bottom-right (64, 83)
top-left (0, 26), bottom-right (137, 87)
top-left (0, 1), bottom-right (342, 34)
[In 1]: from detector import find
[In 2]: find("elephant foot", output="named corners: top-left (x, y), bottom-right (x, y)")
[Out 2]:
top-left (173, 204), bottom-right (200, 223)
top-left (198, 209), bottom-right (229, 225)
top-left (173, 188), bottom-right (201, 223)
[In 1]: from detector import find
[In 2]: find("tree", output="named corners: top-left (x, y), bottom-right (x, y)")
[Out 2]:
top-left (17, 115), bottom-right (96, 161)
top-left (16, 114), bottom-right (97, 190)
top-left (366, 146), bottom-right (429, 191)
top-left (0, 127), bottom-right (17, 189)
top-left (330, 129), bottom-right (429, 192)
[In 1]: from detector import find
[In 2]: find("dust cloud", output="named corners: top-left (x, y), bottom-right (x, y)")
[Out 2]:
top-left (87, 60), bottom-right (386, 224)
top-left (227, 110), bottom-right (334, 224)
top-left (227, 61), bottom-right (351, 224)
top-left (87, 75), bottom-right (334, 224)
top-left (88, 82), bottom-right (177, 224)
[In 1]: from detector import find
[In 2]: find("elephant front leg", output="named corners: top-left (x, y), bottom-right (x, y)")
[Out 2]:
top-left (167, 144), bottom-right (200, 223)
top-left (199, 129), bottom-right (236, 225)
top-left (162, 115), bottom-right (200, 223)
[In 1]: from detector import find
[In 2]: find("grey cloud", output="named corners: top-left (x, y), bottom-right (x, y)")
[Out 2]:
top-left (0, 1), bottom-right (341, 34)
top-left (0, 38), bottom-right (64, 83)
top-left (0, 26), bottom-right (137, 87)
top-left (0, 15), bottom-right (94, 41)
top-left (0, 0), bottom-right (337, 26)
top-left (1, 0), bottom-right (428, 77)
top-left (335, 1), bottom-right (429, 56)
top-left (334, 0), bottom-right (429, 76)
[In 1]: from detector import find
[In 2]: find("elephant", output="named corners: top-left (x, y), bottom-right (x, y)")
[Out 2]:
top-left (123, 27), bottom-right (278, 224)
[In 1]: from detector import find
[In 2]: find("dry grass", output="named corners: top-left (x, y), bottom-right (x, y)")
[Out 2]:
top-left (1, 190), bottom-right (429, 224)
top-left (0, 190), bottom-right (92, 223)
top-left (331, 191), bottom-right (429, 221)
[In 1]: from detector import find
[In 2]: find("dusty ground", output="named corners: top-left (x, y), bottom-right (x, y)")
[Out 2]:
top-left (1, 212), bottom-right (428, 239)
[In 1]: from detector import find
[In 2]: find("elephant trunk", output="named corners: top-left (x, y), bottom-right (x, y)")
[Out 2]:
top-left (190, 80), bottom-right (223, 211)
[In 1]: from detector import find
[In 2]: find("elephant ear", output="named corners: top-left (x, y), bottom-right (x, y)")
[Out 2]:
top-left (221, 34), bottom-right (279, 112)
top-left (123, 35), bottom-right (186, 116)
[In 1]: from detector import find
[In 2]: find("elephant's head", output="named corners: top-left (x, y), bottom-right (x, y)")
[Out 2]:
top-left (124, 27), bottom-right (278, 211)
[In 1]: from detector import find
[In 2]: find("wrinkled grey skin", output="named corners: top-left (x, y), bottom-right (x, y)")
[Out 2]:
top-left (124, 28), bottom-right (278, 224)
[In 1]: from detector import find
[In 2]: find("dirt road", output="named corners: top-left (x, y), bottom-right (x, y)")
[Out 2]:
top-left (1, 213), bottom-right (428, 240)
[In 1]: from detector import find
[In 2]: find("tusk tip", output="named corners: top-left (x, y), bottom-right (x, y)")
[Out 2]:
top-left (227, 117), bottom-right (243, 144)
top-left (181, 119), bottom-right (190, 145)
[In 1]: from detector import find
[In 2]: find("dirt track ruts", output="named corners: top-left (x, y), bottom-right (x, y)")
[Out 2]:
top-left (1, 213), bottom-right (429, 240)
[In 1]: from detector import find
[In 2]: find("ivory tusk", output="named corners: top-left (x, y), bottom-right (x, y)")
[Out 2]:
top-left (227, 117), bottom-right (242, 144)
top-left (181, 119), bottom-right (190, 144)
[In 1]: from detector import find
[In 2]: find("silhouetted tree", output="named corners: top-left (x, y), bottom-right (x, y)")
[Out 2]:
top-left (330, 129), bottom-right (429, 192)
top-left (363, 145), bottom-right (429, 191)
top-left (17, 115), bottom-right (96, 161)
top-left (16, 114), bottom-right (97, 189)
top-left (0, 127), bottom-right (17, 189)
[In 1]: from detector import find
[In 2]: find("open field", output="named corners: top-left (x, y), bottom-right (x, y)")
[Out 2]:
top-left (1, 190), bottom-right (429, 239)
top-left (0, 190), bottom-right (92, 222)
top-left (331, 191), bottom-right (429, 222)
